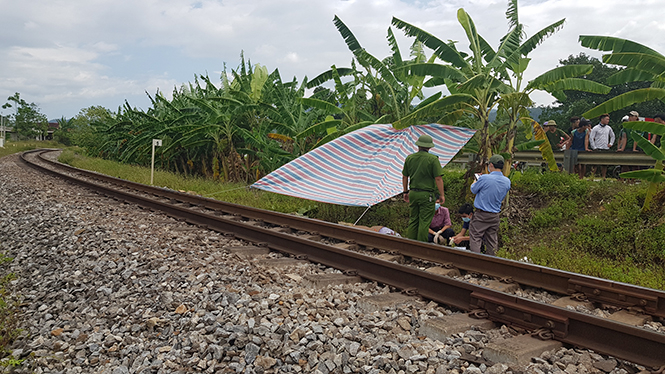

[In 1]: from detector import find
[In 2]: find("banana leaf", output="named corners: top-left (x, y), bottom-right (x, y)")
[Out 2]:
top-left (623, 121), bottom-right (665, 136)
top-left (296, 119), bottom-right (342, 139)
top-left (532, 121), bottom-right (558, 171)
top-left (394, 63), bottom-right (467, 82)
top-left (457, 8), bottom-right (483, 70)
top-left (391, 17), bottom-right (469, 69)
top-left (392, 94), bottom-right (476, 129)
top-left (333, 16), bottom-right (363, 55)
top-left (539, 78), bottom-right (611, 95)
top-left (306, 68), bottom-right (355, 88)
top-left (516, 139), bottom-right (545, 151)
top-left (300, 98), bottom-right (344, 114)
top-left (630, 132), bottom-right (665, 160)
top-left (619, 169), bottom-right (665, 183)
top-left (504, 18), bottom-right (565, 66)
top-left (607, 68), bottom-right (657, 85)
top-left (414, 92), bottom-right (442, 111)
top-left (387, 27), bottom-right (403, 69)
top-left (582, 88), bottom-right (665, 118)
top-left (436, 109), bottom-right (466, 126)
top-left (603, 53), bottom-right (665, 75)
top-left (579, 35), bottom-right (664, 57)
top-left (526, 65), bottom-right (593, 90)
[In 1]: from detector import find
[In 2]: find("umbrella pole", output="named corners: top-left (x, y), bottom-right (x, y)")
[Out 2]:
top-left (353, 206), bottom-right (372, 226)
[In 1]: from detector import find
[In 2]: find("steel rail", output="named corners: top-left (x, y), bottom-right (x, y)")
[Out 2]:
top-left (28, 149), bottom-right (665, 321)
top-left (19, 149), bottom-right (665, 368)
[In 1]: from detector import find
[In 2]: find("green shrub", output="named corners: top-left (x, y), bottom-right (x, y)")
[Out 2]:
top-left (502, 244), bottom-right (665, 290)
top-left (529, 199), bottom-right (579, 229)
top-left (511, 170), bottom-right (588, 199)
top-left (566, 188), bottom-right (665, 265)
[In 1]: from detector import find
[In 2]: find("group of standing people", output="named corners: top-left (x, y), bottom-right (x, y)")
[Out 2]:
top-left (544, 111), bottom-right (663, 178)
top-left (402, 135), bottom-right (510, 256)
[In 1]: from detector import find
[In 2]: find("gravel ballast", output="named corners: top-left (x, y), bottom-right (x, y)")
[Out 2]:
top-left (0, 154), bottom-right (650, 374)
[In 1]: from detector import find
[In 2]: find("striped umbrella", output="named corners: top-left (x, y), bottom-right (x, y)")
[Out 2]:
top-left (252, 123), bottom-right (476, 207)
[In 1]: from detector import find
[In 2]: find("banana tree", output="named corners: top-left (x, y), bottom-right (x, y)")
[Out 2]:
top-left (302, 63), bottom-right (378, 147)
top-left (391, 0), bottom-right (611, 174)
top-left (302, 15), bottom-right (442, 146)
top-left (580, 35), bottom-right (665, 211)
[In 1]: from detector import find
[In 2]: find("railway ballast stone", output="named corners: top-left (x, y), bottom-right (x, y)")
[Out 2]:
top-left (0, 154), bottom-right (651, 373)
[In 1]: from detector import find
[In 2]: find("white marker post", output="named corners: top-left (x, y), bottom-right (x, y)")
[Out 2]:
top-left (151, 139), bottom-right (162, 185)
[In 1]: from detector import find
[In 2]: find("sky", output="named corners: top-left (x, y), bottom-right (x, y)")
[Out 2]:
top-left (2, 0), bottom-right (665, 121)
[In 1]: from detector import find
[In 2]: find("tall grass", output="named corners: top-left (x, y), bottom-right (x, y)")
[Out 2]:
top-left (0, 140), bottom-right (61, 159)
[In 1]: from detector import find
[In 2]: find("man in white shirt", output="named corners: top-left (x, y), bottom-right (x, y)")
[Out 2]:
top-left (589, 113), bottom-right (615, 179)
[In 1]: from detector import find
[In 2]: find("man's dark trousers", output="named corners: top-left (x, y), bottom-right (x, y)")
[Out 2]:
top-left (468, 209), bottom-right (500, 255)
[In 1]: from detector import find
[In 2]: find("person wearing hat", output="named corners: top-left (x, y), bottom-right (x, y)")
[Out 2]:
top-left (618, 111), bottom-right (641, 153)
top-left (468, 154), bottom-right (511, 255)
top-left (544, 120), bottom-right (570, 151)
top-left (402, 134), bottom-right (446, 242)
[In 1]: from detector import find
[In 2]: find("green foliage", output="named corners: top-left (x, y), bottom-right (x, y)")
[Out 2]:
top-left (3, 93), bottom-right (48, 140)
top-left (79, 54), bottom-right (333, 183)
top-left (529, 198), bottom-right (578, 228)
top-left (55, 106), bottom-right (115, 148)
top-left (500, 244), bottom-right (665, 290)
top-left (0, 355), bottom-right (25, 368)
top-left (540, 53), bottom-right (665, 131)
top-left (564, 188), bottom-right (665, 264)
top-left (511, 169), bottom-right (588, 198)
top-left (579, 37), bottom-right (665, 211)
top-left (392, 2), bottom-right (602, 175)
top-left (0, 140), bottom-right (62, 158)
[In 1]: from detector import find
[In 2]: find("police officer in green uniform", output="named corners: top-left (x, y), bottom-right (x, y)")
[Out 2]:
top-left (402, 135), bottom-right (446, 242)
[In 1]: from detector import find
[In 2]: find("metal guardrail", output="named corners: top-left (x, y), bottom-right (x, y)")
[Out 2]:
top-left (513, 150), bottom-right (655, 167)
top-left (452, 151), bottom-right (655, 174)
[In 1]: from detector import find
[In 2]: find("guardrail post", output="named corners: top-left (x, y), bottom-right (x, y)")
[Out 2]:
top-left (563, 150), bottom-right (576, 174)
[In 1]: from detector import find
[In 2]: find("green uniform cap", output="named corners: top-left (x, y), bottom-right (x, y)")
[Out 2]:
top-left (415, 134), bottom-right (435, 148)
top-left (489, 154), bottom-right (504, 164)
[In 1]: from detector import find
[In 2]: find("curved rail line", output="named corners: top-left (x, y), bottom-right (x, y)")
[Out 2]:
top-left (20, 149), bottom-right (665, 368)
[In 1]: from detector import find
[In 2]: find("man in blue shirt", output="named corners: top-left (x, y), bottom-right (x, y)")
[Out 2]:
top-left (469, 154), bottom-right (511, 255)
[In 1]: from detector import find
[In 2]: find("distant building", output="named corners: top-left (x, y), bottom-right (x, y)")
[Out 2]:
top-left (0, 118), bottom-right (59, 141)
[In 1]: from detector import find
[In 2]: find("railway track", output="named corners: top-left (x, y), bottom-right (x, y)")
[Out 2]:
top-left (20, 149), bottom-right (665, 368)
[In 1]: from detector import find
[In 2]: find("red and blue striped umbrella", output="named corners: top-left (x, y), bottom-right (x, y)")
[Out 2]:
top-left (252, 123), bottom-right (476, 206)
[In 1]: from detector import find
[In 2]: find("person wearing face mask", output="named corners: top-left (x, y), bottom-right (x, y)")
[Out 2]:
top-left (589, 113), bottom-right (616, 179)
top-left (428, 195), bottom-right (453, 243)
top-left (468, 155), bottom-right (511, 255)
top-left (450, 203), bottom-right (474, 249)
